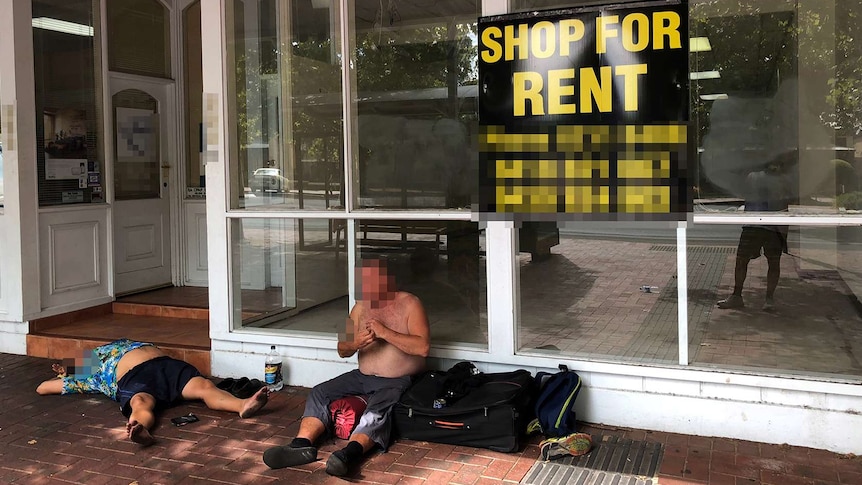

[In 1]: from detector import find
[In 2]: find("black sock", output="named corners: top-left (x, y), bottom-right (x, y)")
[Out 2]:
top-left (339, 441), bottom-right (364, 462)
top-left (290, 437), bottom-right (313, 448)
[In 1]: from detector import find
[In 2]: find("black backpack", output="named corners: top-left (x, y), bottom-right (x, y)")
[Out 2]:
top-left (533, 364), bottom-right (582, 437)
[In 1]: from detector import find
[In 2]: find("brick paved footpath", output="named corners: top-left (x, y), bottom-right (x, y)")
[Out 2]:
top-left (2, 353), bottom-right (861, 484)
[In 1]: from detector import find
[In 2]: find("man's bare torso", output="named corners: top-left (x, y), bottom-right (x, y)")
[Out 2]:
top-left (353, 292), bottom-right (425, 378)
top-left (116, 346), bottom-right (168, 381)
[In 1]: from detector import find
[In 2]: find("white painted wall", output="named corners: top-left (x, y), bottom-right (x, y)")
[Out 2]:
top-left (184, 200), bottom-right (208, 286)
top-left (0, 0), bottom-right (40, 353)
top-left (212, 339), bottom-right (862, 454)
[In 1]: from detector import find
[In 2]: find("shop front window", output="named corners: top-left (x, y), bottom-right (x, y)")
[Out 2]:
top-left (352, 1), bottom-right (479, 210)
top-left (33, 0), bottom-right (104, 206)
top-left (691, 0), bottom-right (862, 215)
top-left (232, 217), bottom-right (349, 333)
top-left (516, 222), bottom-right (679, 363)
top-left (687, 0), bottom-right (862, 378)
top-left (227, 0), bottom-right (344, 210)
top-left (688, 224), bottom-right (862, 378)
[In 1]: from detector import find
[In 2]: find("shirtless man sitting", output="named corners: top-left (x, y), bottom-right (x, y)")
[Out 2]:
top-left (36, 338), bottom-right (269, 446)
top-left (263, 257), bottom-right (430, 477)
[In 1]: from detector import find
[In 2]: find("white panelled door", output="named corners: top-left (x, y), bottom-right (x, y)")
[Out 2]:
top-left (111, 75), bottom-right (175, 295)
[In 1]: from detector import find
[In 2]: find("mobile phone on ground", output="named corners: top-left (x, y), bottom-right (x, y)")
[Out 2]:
top-left (170, 413), bottom-right (199, 426)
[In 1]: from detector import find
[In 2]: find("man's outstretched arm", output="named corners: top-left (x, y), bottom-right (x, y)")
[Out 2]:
top-left (36, 364), bottom-right (101, 395)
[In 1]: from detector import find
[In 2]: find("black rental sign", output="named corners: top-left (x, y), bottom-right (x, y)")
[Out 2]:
top-left (477, 1), bottom-right (691, 221)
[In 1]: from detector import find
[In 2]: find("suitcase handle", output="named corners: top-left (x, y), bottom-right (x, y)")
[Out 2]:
top-left (431, 420), bottom-right (469, 430)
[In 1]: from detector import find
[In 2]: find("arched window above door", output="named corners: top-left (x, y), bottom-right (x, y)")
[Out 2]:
top-left (107, 0), bottom-right (171, 78)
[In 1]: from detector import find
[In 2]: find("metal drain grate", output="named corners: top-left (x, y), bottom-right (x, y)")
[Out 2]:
top-left (521, 435), bottom-right (663, 485)
top-left (649, 245), bottom-right (735, 253)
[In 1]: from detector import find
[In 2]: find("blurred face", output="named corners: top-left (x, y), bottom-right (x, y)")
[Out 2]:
top-left (62, 349), bottom-right (98, 376)
top-left (356, 259), bottom-right (397, 307)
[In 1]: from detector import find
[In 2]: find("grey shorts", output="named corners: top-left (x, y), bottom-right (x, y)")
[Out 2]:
top-left (303, 369), bottom-right (411, 450)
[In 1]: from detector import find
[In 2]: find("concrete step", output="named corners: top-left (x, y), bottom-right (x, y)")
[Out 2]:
top-left (28, 304), bottom-right (211, 375)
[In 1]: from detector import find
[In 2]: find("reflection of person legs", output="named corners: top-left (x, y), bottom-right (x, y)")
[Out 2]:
top-left (263, 370), bottom-right (364, 469)
top-left (718, 228), bottom-right (761, 309)
top-left (126, 392), bottom-right (157, 446)
top-left (325, 382), bottom-right (407, 477)
top-left (763, 256), bottom-right (780, 311)
top-left (760, 230), bottom-right (785, 311)
top-left (181, 376), bottom-right (269, 418)
top-left (718, 255), bottom-right (749, 309)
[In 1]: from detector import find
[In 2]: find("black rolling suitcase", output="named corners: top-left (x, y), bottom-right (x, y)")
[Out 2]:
top-left (393, 367), bottom-right (535, 452)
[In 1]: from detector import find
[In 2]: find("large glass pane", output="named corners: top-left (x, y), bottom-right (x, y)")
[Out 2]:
top-left (107, 0), bottom-right (171, 78)
top-left (34, 0), bottom-right (104, 206)
top-left (356, 219), bottom-right (487, 348)
top-left (183, 1), bottom-right (204, 197)
top-left (352, 1), bottom-right (479, 210)
top-left (228, 0), bottom-right (345, 210)
top-left (517, 222), bottom-right (679, 364)
top-left (689, 224), bottom-right (862, 379)
top-left (691, 0), bottom-right (862, 216)
top-left (233, 217), bottom-right (349, 334)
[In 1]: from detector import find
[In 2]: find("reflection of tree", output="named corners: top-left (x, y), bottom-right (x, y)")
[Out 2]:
top-left (691, 1), bottom-right (862, 198)
top-left (356, 22), bottom-right (478, 92)
top-left (232, 11), bottom-right (479, 200)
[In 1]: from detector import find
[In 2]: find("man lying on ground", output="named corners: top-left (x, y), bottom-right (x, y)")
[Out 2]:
top-left (36, 338), bottom-right (269, 446)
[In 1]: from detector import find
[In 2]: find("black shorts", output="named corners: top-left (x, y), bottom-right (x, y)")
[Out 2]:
top-left (737, 227), bottom-right (785, 260)
top-left (117, 356), bottom-right (201, 417)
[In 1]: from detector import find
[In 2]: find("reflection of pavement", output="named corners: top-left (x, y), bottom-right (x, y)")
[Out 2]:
top-left (521, 235), bottom-right (862, 378)
top-left (244, 224), bottom-right (862, 378)
top-left (693, 253), bottom-right (862, 377)
top-left (518, 238), bottom-right (679, 363)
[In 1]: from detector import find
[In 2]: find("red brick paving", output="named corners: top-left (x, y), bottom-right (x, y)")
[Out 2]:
top-left (2, 353), bottom-right (862, 484)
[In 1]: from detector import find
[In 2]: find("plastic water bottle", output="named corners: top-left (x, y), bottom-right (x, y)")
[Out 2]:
top-left (264, 345), bottom-right (284, 391)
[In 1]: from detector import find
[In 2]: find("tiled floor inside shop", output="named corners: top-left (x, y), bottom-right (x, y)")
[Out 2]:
top-left (243, 229), bottom-right (862, 378)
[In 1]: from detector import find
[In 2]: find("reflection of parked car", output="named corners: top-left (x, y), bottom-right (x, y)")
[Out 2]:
top-left (250, 167), bottom-right (289, 193)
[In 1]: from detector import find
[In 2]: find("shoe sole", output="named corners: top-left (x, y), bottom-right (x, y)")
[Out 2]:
top-left (263, 446), bottom-right (317, 469)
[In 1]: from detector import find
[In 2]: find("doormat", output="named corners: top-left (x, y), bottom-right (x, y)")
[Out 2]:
top-left (521, 435), bottom-right (664, 485)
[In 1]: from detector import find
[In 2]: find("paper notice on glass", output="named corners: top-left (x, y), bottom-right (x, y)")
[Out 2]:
top-left (116, 107), bottom-right (157, 163)
top-left (46, 158), bottom-right (88, 180)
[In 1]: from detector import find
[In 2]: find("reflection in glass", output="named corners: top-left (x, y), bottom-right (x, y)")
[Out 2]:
top-left (33, 0), bottom-right (103, 206)
top-left (233, 218), bottom-right (349, 334)
top-left (691, 1), bottom-right (862, 215)
top-left (107, 0), bottom-right (171, 78)
top-left (355, 219), bottom-right (487, 347)
top-left (517, 222), bottom-right (678, 364)
top-left (183, 1), bottom-right (204, 193)
top-left (688, 224), bottom-right (862, 378)
top-left (353, 1), bottom-right (479, 210)
top-left (228, 0), bottom-right (344, 210)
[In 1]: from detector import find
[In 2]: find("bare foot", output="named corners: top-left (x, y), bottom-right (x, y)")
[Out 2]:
top-left (126, 420), bottom-right (156, 447)
top-left (239, 387), bottom-right (270, 418)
